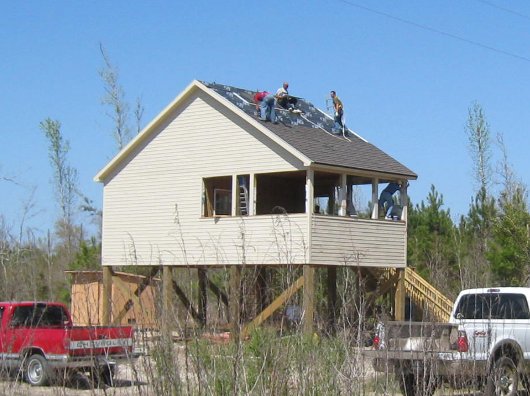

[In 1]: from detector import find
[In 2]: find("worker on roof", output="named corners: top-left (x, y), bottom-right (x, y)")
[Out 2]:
top-left (276, 82), bottom-right (298, 112)
top-left (330, 90), bottom-right (344, 134)
top-left (276, 82), bottom-right (289, 100)
top-left (254, 91), bottom-right (277, 124)
top-left (253, 91), bottom-right (268, 111)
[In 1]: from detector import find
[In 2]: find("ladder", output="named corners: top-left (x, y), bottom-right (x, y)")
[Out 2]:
top-left (239, 185), bottom-right (249, 215)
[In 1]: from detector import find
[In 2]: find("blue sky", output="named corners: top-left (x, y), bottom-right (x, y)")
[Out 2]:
top-left (2, 1), bottom-right (530, 237)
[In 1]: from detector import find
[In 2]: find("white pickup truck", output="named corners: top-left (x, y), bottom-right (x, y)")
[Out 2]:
top-left (367, 287), bottom-right (530, 396)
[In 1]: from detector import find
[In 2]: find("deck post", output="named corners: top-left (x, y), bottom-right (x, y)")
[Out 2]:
top-left (394, 268), bottom-right (406, 320)
top-left (305, 169), bottom-right (314, 215)
top-left (198, 268), bottom-right (207, 327)
top-left (339, 174), bottom-right (347, 216)
top-left (371, 178), bottom-right (379, 219)
top-left (102, 266), bottom-right (113, 325)
top-left (232, 175), bottom-right (238, 216)
top-left (400, 181), bottom-right (408, 222)
top-left (230, 266), bottom-right (242, 340)
top-left (162, 266), bottom-right (174, 337)
top-left (302, 265), bottom-right (315, 334)
top-left (249, 173), bottom-right (256, 216)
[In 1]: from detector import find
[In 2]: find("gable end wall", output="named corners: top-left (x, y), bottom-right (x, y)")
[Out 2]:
top-left (101, 91), bottom-right (307, 266)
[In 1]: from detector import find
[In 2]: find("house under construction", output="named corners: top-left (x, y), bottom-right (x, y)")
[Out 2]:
top-left (85, 80), bottom-right (452, 335)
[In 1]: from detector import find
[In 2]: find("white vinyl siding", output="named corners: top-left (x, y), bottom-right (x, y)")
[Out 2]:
top-left (310, 215), bottom-right (406, 267)
top-left (101, 92), bottom-right (305, 266)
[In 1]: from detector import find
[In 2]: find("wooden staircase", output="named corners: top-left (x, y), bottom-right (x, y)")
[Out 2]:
top-left (240, 267), bottom-right (453, 337)
top-left (387, 267), bottom-right (453, 322)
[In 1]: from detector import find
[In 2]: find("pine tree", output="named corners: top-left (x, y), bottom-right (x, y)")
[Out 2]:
top-left (408, 185), bottom-right (458, 295)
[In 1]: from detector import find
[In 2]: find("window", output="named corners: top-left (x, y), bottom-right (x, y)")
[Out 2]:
top-left (236, 175), bottom-right (250, 216)
top-left (214, 189), bottom-right (231, 215)
top-left (203, 175), bottom-right (251, 217)
top-left (10, 304), bottom-right (69, 328)
top-left (203, 176), bottom-right (232, 217)
top-left (454, 293), bottom-right (530, 320)
top-left (255, 171), bottom-right (306, 215)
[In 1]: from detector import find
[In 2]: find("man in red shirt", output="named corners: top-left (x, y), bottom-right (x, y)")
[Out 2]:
top-left (254, 91), bottom-right (277, 123)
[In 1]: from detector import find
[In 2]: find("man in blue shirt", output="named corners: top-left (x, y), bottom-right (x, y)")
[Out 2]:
top-left (379, 182), bottom-right (401, 219)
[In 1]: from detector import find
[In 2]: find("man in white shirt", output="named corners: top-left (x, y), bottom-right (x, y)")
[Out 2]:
top-left (275, 82), bottom-right (299, 112)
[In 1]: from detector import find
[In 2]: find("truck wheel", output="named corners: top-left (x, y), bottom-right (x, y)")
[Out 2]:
top-left (90, 364), bottom-right (115, 388)
top-left (25, 354), bottom-right (52, 386)
top-left (398, 373), bottom-right (415, 396)
top-left (486, 356), bottom-right (519, 396)
top-left (99, 365), bottom-right (115, 387)
top-left (397, 373), bottom-right (436, 396)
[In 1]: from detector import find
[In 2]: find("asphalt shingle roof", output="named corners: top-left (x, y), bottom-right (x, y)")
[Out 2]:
top-left (204, 82), bottom-right (417, 179)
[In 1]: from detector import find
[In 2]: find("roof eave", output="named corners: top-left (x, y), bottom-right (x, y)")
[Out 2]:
top-left (312, 162), bottom-right (418, 180)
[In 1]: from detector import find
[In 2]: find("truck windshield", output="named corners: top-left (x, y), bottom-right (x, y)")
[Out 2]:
top-left (455, 293), bottom-right (530, 320)
top-left (11, 304), bottom-right (68, 327)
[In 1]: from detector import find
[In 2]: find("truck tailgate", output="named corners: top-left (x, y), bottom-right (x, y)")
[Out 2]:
top-left (67, 326), bottom-right (134, 356)
top-left (376, 321), bottom-right (459, 352)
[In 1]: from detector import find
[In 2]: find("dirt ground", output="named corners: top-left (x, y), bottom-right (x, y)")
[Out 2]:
top-left (0, 363), bottom-right (503, 396)
top-left (0, 355), bottom-right (152, 395)
top-left (0, 342), bottom-right (527, 396)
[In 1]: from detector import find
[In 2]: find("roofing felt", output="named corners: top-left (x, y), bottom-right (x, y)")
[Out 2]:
top-left (203, 82), bottom-right (417, 179)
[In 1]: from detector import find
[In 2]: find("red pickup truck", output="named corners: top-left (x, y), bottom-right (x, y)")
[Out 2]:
top-left (0, 301), bottom-right (138, 386)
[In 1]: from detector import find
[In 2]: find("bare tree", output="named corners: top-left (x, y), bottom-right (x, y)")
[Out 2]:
top-left (99, 43), bottom-right (143, 151)
top-left (134, 96), bottom-right (145, 135)
top-left (99, 43), bottom-right (131, 151)
top-left (40, 118), bottom-right (79, 255)
top-left (40, 119), bottom-right (77, 226)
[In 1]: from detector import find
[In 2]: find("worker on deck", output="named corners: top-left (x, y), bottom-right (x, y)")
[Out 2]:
top-left (379, 182), bottom-right (401, 219)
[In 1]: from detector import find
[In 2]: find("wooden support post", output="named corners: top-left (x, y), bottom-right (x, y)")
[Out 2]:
top-left (102, 266), bottom-right (113, 325)
top-left (198, 268), bottom-right (207, 327)
top-left (302, 265), bottom-right (315, 334)
top-left (327, 266), bottom-right (337, 335)
top-left (230, 266), bottom-right (242, 340)
top-left (162, 266), bottom-right (174, 337)
top-left (394, 268), bottom-right (406, 321)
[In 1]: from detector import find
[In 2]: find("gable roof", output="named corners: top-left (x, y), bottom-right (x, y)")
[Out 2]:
top-left (95, 80), bottom-right (417, 182)
top-left (205, 82), bottom-right (417, 179)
